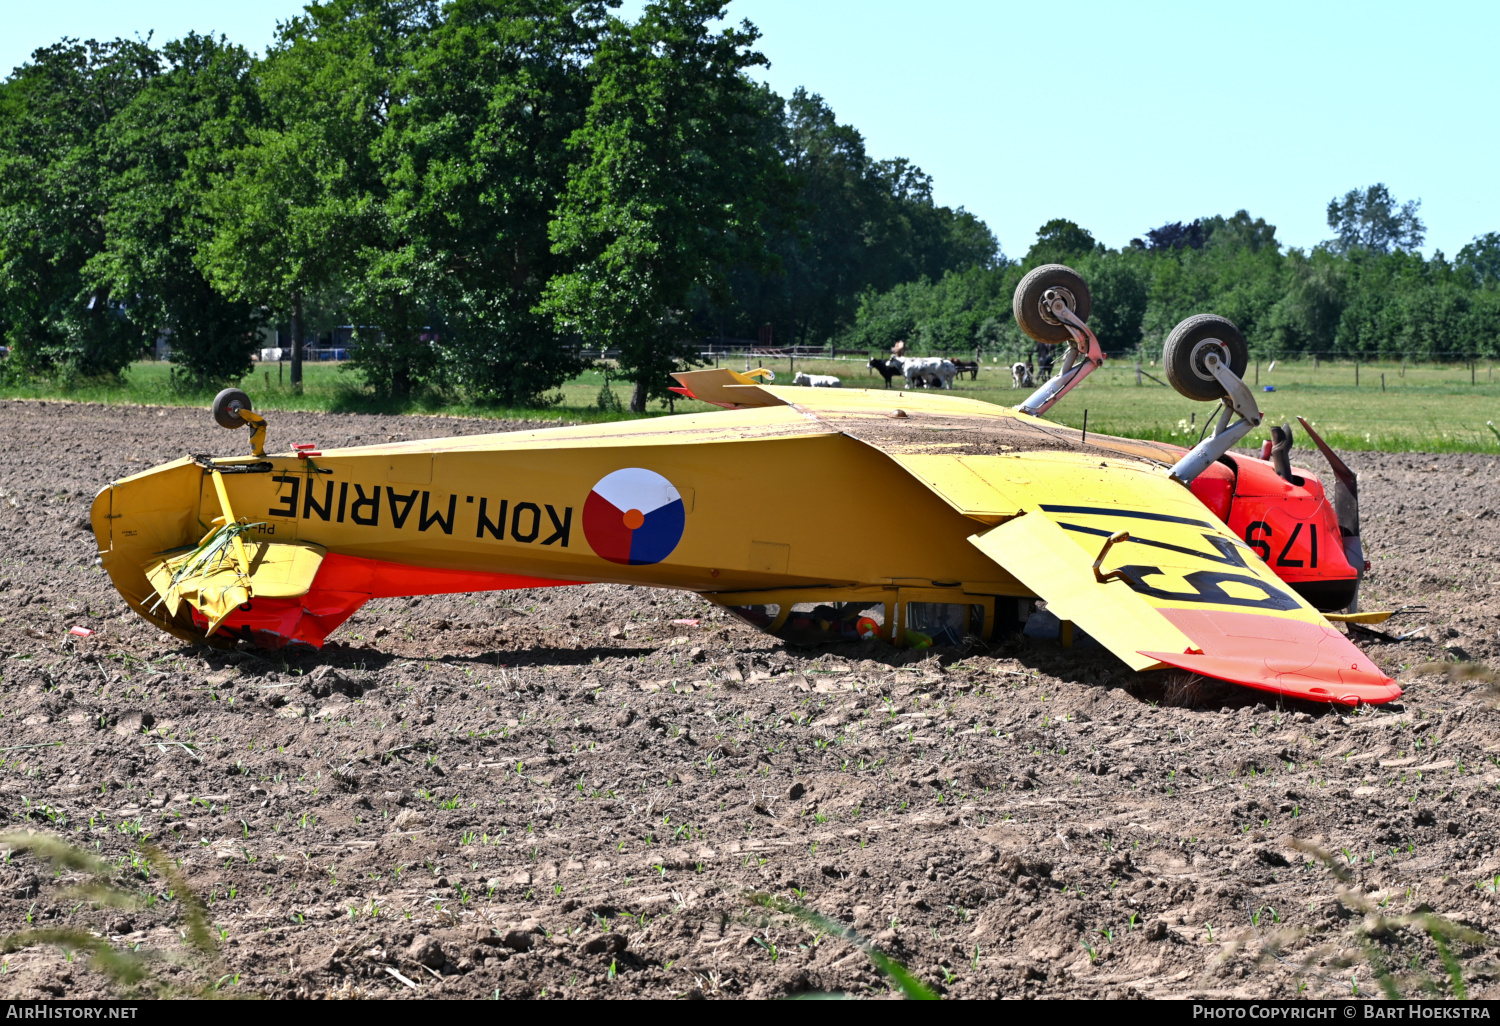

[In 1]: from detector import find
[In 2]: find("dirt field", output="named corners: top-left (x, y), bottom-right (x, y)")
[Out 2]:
top-left (0, 399), bottom-right (1497, 1000)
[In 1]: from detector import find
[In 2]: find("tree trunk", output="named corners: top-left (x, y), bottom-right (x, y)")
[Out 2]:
top-left (290, 291), bottom-right (305, 390)
top-left (392, 293), bottom-right (410, 397)
top-left (630, 377), bottom-right (648, 413)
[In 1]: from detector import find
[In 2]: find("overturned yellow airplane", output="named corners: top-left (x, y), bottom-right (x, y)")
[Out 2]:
top-left (91, 265), bottom-right (1398, 706)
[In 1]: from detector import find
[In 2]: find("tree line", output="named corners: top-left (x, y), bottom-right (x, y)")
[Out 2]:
top-left (4, 3), bottom-right (1494, 416)
top-left (0, 0), bottom-right (995, 411)
top-left (845, 189), bottom-right (1500, 363)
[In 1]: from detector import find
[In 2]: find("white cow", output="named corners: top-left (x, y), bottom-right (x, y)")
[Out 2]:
top-left (793, 372), bottom-right (841, 388)
top-left (891, 356), bottom-right (957, 389)
top-left (1011, 362), bottom-right (1034, 388)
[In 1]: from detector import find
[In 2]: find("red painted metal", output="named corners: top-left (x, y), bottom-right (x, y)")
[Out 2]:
top-left (1140, 608), bottom-right (1400, 706)
top-left (194, 553), bottom-right (583, 649)
top-left (1185, 461), bottom-right (1235, 522)
top-left (1223, 456), bottom-right (1358, 588)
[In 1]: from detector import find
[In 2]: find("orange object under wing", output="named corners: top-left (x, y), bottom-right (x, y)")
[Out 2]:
top-left (1140, 608), bottom-right (1400, 706)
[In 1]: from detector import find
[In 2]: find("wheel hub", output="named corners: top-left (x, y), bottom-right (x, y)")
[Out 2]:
top-left (1187, 337), bottom-right (1231, 382)
top-left (1038, 286), bottom-right (1077, 326)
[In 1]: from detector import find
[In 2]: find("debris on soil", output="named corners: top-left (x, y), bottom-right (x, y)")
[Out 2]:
top-left (0, 399), bottom-right (1497, 1000)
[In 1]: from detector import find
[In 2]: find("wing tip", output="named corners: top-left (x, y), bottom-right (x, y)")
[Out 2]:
top-left (1139, 649), bottom-right (1402, 706)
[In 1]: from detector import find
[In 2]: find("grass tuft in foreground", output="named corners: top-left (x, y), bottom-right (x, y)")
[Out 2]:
top-left (744, 890), bottom-right (938, 999)
top-left (1268, 840), bottom-right (1493, 999)
top-left (0, 832), bottom-right (243, 998)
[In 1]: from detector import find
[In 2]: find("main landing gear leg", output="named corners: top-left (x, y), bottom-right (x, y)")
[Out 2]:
top-left (1168, 353), bottom-right (1263, 485)
top-left (1016, 295), bottom-right (1106, 417)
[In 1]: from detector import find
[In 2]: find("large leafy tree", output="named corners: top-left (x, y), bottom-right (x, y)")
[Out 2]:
top-left (1140, 219), bottom-right (1205, 252)
top-left (1457, 232), bottom-right (1500, 285)
top-left (542, 0), bottom-right (793, 412)
top-left (1023, 218), bottom-right (1098, 266)
top-left (1326, 183), bottom-right (1425, 255)
top-left (92, 33), bottom-right (269, 385)
top-left (721, 88), bottom-right (996, 348)
top-left (202, 0), bottom-right (438, 395)
top-left (0, 38), bottom-right (158, 377)
top-left (384, 0), bottom-right (610, 405)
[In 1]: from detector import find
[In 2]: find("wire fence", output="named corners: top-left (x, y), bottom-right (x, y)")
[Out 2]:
top-left (245, 341), bottom-right (1500, 379)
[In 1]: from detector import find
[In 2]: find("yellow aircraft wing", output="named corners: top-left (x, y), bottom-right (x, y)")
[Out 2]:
top-left (892, 450), bottom-right (1399, 705)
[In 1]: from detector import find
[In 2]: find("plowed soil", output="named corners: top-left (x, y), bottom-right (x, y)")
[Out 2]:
top-left (0, 399), bottom-right (1497, 1001)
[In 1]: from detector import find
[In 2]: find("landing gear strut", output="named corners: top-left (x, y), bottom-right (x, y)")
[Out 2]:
top-left (1012, 264), bottom-right (1107, 417)
top-left (212, 388), bottom-right (268, 457)
top-left (1166, 349), bottom-right (1263, 484)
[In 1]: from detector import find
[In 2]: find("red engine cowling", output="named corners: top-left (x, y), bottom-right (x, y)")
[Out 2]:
top-left (1188, 455), bottom-right (1360, 611)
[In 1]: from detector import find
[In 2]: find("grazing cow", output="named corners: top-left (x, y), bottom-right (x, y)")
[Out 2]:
top-left (892, 356), bottom-right (958, 390)
top-left (868, 357), bottom-right (903, 387)
top-left (793, 372), bottom-right (841, 387)
top-left (950, 359), bottom-right (980, 380)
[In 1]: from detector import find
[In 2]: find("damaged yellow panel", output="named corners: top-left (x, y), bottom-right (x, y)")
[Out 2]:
top-left (886, 455), bottom-right (1022, 523)
top-left (885, 449), bottom-right (1333, 678)
top-left (957, 451), bottom-right (1214, 521)
top-left (887, 451), bottom-right (1205, 525)
top-left (145, 535), bottom-right (325, 632)
top-left (945, 451), bottom-right (1325, 624)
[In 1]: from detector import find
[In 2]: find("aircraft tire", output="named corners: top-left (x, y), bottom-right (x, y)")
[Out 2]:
top-left (1012, 264), bottom-right (1092, 344)
top-left (212, 387), bottom-right (253, 430)
top-left (1163, 315), bottom-right (1249, 402)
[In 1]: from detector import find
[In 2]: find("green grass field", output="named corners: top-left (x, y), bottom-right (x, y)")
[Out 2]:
top-left (770, 354), bottom-right (1500, 453)
top-left (5, 354), bottom-right (1499, 453)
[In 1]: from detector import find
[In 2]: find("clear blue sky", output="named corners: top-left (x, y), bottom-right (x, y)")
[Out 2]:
top-left (5, 0), bottom-right (1495, 259)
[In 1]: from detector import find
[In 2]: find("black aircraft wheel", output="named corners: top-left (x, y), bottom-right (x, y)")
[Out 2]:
top-left (1012, 263), bottom-right (1093, 344)
top-left (212, 388), bottom-right (253, 430)
top-left (1162, 314), bottom-right (1249, 402)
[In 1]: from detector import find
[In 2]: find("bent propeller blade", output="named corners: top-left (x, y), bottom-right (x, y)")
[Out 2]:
top-left (1297, 415), bottom-right (1364, 610)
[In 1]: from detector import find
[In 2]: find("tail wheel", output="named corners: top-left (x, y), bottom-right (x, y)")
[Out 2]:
top-left (212, 388), bottom-right (253, 430)
top-left (1012, 264), bottom-right (1092, 344)
top-left (1163, 315), bottom-right (1249, 402)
